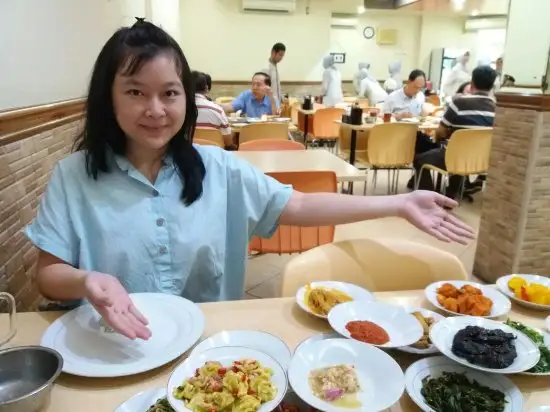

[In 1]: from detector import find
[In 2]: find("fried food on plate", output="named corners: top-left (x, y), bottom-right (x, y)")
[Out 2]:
top-left (436, 283), bottom-right (493, 316)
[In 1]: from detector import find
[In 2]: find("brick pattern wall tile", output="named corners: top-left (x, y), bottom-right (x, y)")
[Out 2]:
top-left (0, 120), bottom-right (82, 311)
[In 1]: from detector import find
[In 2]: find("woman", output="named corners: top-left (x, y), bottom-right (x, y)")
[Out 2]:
top-left (383, 61), bottom-right (403, 93)
top-left (353, 62), bottom-right (369, 95)
top-left (442, 52), bottom-right (471, 100)
top-left (321, 55), bottom-right (344, 107)
top-left (358, 64), bottom-right (388, 104)
top-left (25, 21), bottom-right (473, 340)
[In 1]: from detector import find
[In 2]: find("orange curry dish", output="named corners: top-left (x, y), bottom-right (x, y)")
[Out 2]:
top-left (436, 283), bottom-right (493, 316)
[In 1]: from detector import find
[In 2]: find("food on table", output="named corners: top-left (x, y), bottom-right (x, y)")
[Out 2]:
top-left (410, 312), bottom-right (435, 349)
top-left (304, 284), bottom-right (352, 316)
top-left (98, 317), bottom-right (116, 334)
top-left (345, 320), bottom-right (390, 345)
top-left (505, 319), bottom-right (550, 373)
top-left (452, 326), bottom-right (517, 369)
top-left (309, 364), bottom-right (361, 407)
top-left (421, 371), bottom-right (507, 412)
top-left (147, 397), bottom-right (174, 412)
top-left (173, 359), bottom-right (276, 412)
top-left (436, 283), bottom-right (493, 316)
top-left (507, 276), bottom-right (550, 305)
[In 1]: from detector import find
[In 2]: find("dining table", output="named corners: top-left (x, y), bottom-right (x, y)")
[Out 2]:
top-left (1, 291), bottom-right (549, 411)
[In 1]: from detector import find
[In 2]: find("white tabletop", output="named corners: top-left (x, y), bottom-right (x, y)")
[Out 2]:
top-left (234, 150), bottom-right (366, 182)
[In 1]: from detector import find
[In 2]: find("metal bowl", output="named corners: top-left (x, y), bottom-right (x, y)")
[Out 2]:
top-left (0, 346), bottom-right (63, 412)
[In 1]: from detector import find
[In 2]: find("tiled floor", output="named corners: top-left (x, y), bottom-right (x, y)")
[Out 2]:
top-left (245, 169), bottom-right (482, 299)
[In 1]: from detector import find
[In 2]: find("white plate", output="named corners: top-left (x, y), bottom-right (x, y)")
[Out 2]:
top-left (167, 346), bottom-right (287, 412)
top-left (296, 281), bottom-right (375, 319)
top-left (294, 332), bottom-right (340, 355)
top-left (276, 117), bottom-right (291, 122)
top-left (396, 307), bottom-right (445, 355)
top-left (512, 324), bottom-right (550, 376)
top-left (328, 301), bottom-right (423, 348)
top-left (547, 315), bottom-right (550, 332)
top-left (496, 274), bottom-right (550, 311)
top-left (288, 338), bottom-right (405, 412)
top-left (425, 280), bottom-right (511, 318)
top-left (115, 387), bottom-right (166, 412)
top-left (40, 293), bottom-right (204, 377)
top-left (191, 330), bottom-right (291, 369)
top-left (430, 316), bottom-right (541, 374)
top-left (232, 122), bottom-right (248, 127)
top-left (405, 356), bottom-right (523, 412)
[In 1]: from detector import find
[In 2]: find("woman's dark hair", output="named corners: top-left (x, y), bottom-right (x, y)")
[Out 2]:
top-left (192, 71), bottom-right (208, 94)
top-left (205, 73), bottom-right (212, 91)
top-left (456, 81), bottom-right (470, 94)
top-left (74, 20), bottom-right (205, 206)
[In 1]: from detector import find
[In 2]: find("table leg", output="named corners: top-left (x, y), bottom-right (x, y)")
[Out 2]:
top-left (304, 114), bottom-right (309, 149)
top-left (349, 129), bottom-right (357, 165)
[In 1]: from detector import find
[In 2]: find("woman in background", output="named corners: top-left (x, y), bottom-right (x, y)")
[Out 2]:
top-left (442, 52), bottom-right (471, 100)
top-left (383, 61), bottom-right (403, 93)
top-left (358, 64), bottom-right (388, 104)
top-left (353, 62), bottom-right (370, 95)
top-left (322, 55), bottom-right (343, 107)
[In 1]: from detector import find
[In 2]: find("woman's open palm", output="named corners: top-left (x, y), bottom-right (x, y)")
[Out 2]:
top-left (400, 191), bottom-right (475, 244)
top-left (85, 272), bottom-right (152, 340)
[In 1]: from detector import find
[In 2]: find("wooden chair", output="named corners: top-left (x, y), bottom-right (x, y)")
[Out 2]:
top-left (193, 127), bottom-right (225, 147)
top-left (364, 123), bottom-right (418, 194)
top-left (239, 123), bottom-right (289, 144)
top-left (194, 138), bottom-right (223, 147)
top-left (248, 171), bottom-right (337, 254)
top-left (415, 128), bottom-right (493, 198)
top-left (215, 96), bottom-right (234, 104)
top-left (280, 238), bottom-right (468, 296)
top-left (306, 108), bottom-right (344, 150)
top-left (238, 139), bottom-right (305, 151)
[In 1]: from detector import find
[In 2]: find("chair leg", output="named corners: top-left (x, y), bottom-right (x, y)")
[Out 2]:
top-left (372, 169), bottom-right (378, 194)
top-left (386, 170), bottom-right (391, 195)
top-left (394, 169), bottom-right (400, 194)
top-left (363, 169), bottom-right (369, 195)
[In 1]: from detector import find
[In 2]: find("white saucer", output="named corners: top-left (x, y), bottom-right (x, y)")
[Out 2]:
top-left (115, 387), bottom-right (166, 412)
top-left (396, 307), bottom-right (445, 355)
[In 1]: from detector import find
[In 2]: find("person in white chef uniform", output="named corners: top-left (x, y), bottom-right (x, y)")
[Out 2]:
top-left (358, 64), bottom-right (388, 104)
top-left (353, 62), bottom-right (370, 95)
top-left (322, 55), bottom-right (344, 107)
top-left (442, 51), bottom-right (471, 102)
top-left (384, 61), bottom-right (403, 93)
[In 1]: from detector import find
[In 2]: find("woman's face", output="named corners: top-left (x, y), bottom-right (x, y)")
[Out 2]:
top-left (112, 54), bottom-right (186, 153)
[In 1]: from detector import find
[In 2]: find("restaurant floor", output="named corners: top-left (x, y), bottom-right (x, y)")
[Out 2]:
top-left (245, 170), bottom-right (483, 299)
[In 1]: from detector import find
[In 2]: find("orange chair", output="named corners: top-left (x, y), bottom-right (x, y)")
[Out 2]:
top-left (194, 138), bottom-right (223, 147)
top-left (248, 171), bottom-right (337, 254)
top-left (194, 127), bottom-right (225, 147)
top-left (426, 94), bottom-right (441, 107)
top-left (238, 139), bottom-right (305, 151)
top-left (239, 123), bottom-right (289, 144)
top-left (306, 108), bottom-right (344, 150)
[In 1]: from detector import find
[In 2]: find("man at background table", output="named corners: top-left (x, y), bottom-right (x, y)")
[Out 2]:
top-left (263, 43), bottom-right (286, 104)
top-left (222, 72), bottom-right (280, 117)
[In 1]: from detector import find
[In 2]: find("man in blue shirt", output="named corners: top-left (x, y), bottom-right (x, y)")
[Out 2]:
top-left (223, 72), bottom-right (279, 117)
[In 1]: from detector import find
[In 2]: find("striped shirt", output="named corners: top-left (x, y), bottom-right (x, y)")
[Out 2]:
top-left (441, 93), bottom-right (495, 132)
top-left (195, 94), bottom-right (231, 135)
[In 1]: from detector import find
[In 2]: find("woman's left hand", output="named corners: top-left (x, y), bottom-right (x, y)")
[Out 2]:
top-left (399, 191), bottom-right (475, 244)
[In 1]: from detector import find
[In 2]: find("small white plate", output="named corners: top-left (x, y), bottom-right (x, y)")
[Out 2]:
top-left (425, 280), bottom-right (511, 318)
top-left (115, 387), bottom-right (166, 412)
top-left (41, 293), bottom-right (204, 378)
top-left (288, 338), bottom-right (405, 412)
top-left (514, 325), bottom-right (550, 376)
top-left (405, 356), bottom-right (523, 412)
top-left (276, 117), bottom-right (291, 122)
top-left (496, 274), bottom-right (550, 311)
top-left (430, 316), bottom-right (541, 374)
top-left (232, 122), bottom-right (248, 127)
top-left (191, 330), bottom-right (291, 369)
top-left (396, 307), bottom-right (445, 355)
top-left (167, 346), bottom-right (287, 412)
top-left (547, 315), bottom-right (550, 332)
top-left (328, 301), bottom-right (424, 348)
top-left (296, 281), bottom-right (375, 319)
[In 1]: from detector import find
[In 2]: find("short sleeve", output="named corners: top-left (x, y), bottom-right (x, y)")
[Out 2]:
top-left (226, 154), bottom-right (293, 239)
top-left (232, 92), bottom-right (246, 112)
top-left (219, 111), bottom-right (232, 135)
top-left (24, 163), bottom-right (79, 266)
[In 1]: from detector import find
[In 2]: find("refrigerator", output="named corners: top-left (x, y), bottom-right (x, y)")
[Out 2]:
top-left (428, 48), bottom-right (469, 92)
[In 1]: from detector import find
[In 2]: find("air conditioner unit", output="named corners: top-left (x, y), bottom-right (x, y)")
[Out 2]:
top-left (242, 0), bottom-right (296, 13)
top-left (464, 16), bottom-right (507, 32)
top-left (331, 13), bottom-right (358, 29)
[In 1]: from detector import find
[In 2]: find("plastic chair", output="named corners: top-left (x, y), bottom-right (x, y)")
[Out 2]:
top-left (248, 171), bottom-right (337, 254)
top-left (426, 94), bottom-right (441, 107)
top-left (280, 238), bottom-right (468, 296)
top-left (238, 139), bottom-right (305, 151)
top-left (239, 123), bottom-right (289, 144)
top-left (215, 96), bottom-right (234, 104)
top-left (194, 138), bottom-right (223, 147)
top-left (415, 128), bottom-right (493, 197)
top-left (306, 108), bottom-right (344, 151)
top-left (365, 123), bottom-right (418, 194)
top-left (194, 127), bottom-right (225, 147)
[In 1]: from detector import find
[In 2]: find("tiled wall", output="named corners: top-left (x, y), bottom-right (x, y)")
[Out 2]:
top-left (0, 120), bottom-right (82, 311)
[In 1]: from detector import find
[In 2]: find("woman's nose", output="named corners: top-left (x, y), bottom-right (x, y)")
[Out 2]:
top-left (147, 97), bottom-right (166, 118)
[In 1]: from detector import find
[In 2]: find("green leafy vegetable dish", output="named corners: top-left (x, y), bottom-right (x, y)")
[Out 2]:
top-left (505, 319), bottom-right (550, 373)
top-left (147, 397), bottom-right (174, 412)
top-left (421, 372), bottom-right (506, 412)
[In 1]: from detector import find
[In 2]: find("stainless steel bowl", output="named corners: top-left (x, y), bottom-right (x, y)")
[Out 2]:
top-left (0, 346), bottom-right (63, 412)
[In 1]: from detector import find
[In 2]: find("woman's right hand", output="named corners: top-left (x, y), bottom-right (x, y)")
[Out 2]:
top-left (84, 272), bottom-right (152, 340)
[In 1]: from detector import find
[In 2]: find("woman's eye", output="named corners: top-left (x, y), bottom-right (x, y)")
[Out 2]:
top-left (127, 89), bottom-right (143, 96)
top-left (165, 90), bottom-right (180, 97)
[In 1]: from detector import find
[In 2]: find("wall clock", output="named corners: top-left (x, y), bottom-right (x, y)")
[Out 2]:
top-left (363, 26), bottom-right (375, 40)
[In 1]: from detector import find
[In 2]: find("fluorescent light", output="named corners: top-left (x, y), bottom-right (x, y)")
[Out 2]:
top-left (357, 5), bottom-right (365, 14)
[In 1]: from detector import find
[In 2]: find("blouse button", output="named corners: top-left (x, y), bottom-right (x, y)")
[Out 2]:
top-left (159, 246), bottom-right (168, 255)
top-left (152, 190), bottom-right (159, 197)
top-left (156, 218), bottom-right (165, 227)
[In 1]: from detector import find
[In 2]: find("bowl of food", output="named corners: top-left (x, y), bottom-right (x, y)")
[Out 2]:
top-left (496, 274), bottom-right (550, 311)
top-left (397, 308), bottom-right (445, 355)
top-left (0, 346), bottom-right (63, 412)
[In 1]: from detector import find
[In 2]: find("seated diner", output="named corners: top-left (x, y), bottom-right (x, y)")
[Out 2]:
top-left (222, 72), bottom-right (280, 117)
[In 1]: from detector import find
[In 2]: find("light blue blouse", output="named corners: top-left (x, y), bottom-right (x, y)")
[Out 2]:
top-left (24, 146), bottom-right (292, 303)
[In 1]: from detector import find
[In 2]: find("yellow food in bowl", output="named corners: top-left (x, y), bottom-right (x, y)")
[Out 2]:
top-left (507, 276), bottom-right (550, 305)
top-left (304, 284), bottom-right (352, 316)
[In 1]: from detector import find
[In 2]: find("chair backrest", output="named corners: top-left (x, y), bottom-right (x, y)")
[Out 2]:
top-left (238, 139), bottom-right (305, 151)
top-left (194, 138), bottom-right (223, 148)
top-left (312, 108), bottom-right (345, 139)
top-left (248, 171), bottom-right (337, 254)
top-left (338, 127), bottom-right (369, 153)
top-left (215, 96), bottom-right (234, 104)
top-left (194, 127), bottom-right (225, 146)
top-left (426, 94), bottom-right (441, 107)
top-left (239, 123), bottom-right (289, 144)
top-left (281, 238), bottom-right (468, 296)
top-left (445, 128), bottom-right (493, 175)
top-left (357, 99), bottom-right (370, 109)
top-left (367, 123), bottom-right (418, 167)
